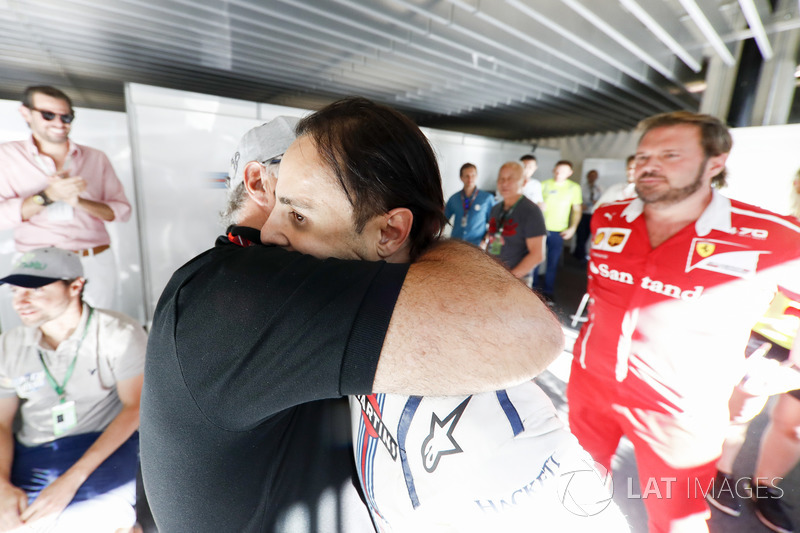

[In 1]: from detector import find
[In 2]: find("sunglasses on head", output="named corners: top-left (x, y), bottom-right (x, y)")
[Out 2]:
top-left (29, 107), bottom-right (75, 124)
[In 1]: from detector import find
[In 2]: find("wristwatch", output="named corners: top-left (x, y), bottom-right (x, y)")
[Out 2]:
top-left (31, 190), bottom-right (54, 206)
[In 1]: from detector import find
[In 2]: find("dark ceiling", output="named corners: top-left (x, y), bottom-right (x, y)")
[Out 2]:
top-left (2, 0), bottom-right (798, 139)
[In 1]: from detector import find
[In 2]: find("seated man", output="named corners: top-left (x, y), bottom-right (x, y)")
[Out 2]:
top-left (0, 247), bottom-right (145, 532)
top-left (262, 97), bottom-right (629, 532)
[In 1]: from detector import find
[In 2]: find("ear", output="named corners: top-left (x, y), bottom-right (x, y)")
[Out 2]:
top-left (19, 105), bottom-right (32, 124)
top-left (242, 161), bottom-right (272, 207)
top-left (705, 153), bottom-right (729, 180)
top-left (376, 208), bottom-right (414, 260)
top-left (69, 278), bottom-right (85, 297)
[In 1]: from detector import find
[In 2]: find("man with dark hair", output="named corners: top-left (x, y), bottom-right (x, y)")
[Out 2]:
top-left (0, 247), bottom-right (144, 532)
top-left (520, 154), bottom-right (543, 207)
top-left (142, 108), bottom-right (565, 532)
top-left (594, 155), bottom-right (637, 208)
top-left (263, 98), bottom-right (627, 532)
top-left (533, 160), bottom-right (583, 303)
top-left (0, 85), bottom-right (131, 312)
top-left (444, 163), bottom-right (495, 245)
top-left (567, 111), bottom-right (800, 532)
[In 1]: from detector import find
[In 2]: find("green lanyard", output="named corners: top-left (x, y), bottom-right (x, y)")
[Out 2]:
top-left (37, 306), bottom-right (94, 404)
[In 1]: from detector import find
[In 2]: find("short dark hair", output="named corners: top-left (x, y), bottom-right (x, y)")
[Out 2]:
top-left (626, 155), bottom-right (636, 165)
top-left (637, 111), bottom-right (732, 188)
top-left (555, 160), bottom-right (573, 170)
top-left (296, 97), bottom-right (446, 260)
top-left (22, 86), bottom-right (73, 113)
top-left (520, 154), bottom-right (537, 163)
top-left (460, 163), bottom-right (476, 176)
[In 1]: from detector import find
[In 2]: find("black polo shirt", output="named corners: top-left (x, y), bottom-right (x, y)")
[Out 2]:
top-left (140, 226), bottom-right (407, 532)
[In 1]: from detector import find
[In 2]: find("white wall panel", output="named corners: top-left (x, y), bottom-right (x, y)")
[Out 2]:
top-left (725, 124), bottom-right (800, 215)
top-left (580, 158), bottom-right (628, 193)
top-left (125, 84), bottom-right (310, 323)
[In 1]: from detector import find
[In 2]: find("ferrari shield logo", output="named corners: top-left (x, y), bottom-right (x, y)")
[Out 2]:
top-left (696, 242), bottom-right (715, 258)
top-left (594, 232), bottom-right (605, 245)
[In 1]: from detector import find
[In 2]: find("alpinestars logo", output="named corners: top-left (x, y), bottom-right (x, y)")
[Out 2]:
top-left (421, 396), bottom-right (470, 472)
top-left (356, 394), bottom-right (399, 460)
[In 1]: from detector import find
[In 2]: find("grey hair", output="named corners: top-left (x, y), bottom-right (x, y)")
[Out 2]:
top-left (218, 161), bottom-right (281, 227)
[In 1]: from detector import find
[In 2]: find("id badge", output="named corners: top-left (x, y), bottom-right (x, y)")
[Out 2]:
top-left (461, 215), bottom-right (468, 228)
top-left (488, 233), bottom-right (503, 256)
top-left (52, 400), bottom-right (77, 436)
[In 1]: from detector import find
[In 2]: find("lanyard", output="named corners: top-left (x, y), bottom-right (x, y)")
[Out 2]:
top-left (461, 188), bottom-right (479, 213)
top-left (496, 196), bottom-right (523, 234)
top-left (37, 306), bottom-right (94, 403)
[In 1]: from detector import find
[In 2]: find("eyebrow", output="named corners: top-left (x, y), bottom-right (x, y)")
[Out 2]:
top-left (278, 196), bottom-right (314, 210)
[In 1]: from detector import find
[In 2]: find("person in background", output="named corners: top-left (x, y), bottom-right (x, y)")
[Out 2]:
top-left (484, 162), bottom-right (546, 286)
top-left (568, 111), bottom-right (800, 533)
top-left (532, 160), bottom-right (582, 304)
top-left (0, 86), bottom-right (132, 313)
top-left (520, 154), bottom-right (544, 208)
top-left (444, 163), bottom-right (495, 246)
top-left (572, 168), bottom-right (602, 263)
top-left (593, 155), bottom-right (637, 209)
top-left (0, 247), bottom-right (144, 532)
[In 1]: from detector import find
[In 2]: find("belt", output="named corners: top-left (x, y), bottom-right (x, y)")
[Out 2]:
top-left (72, 244), bottom-right (110, 257)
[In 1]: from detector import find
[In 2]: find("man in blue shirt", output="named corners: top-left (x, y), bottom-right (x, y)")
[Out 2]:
top-left (444, 163), bottom-right (495, 245)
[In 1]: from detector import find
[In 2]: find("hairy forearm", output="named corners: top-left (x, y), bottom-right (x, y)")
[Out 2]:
top-left (76, 198), bottom-right (115, 221)
top-left (568, 206), bottom-right (582, 231)
top-left (61, 405), bottom-right (138, 485)
top-left (0, 425), bottom-right (14, 484)
top-left (511, 250), bottom-right (543, 278)
top-left (373, 239), bottom-right (564, 395)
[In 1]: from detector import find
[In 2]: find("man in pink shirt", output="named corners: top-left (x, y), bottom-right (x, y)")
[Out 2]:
top-left (0, 86), bottom-right (131, 311)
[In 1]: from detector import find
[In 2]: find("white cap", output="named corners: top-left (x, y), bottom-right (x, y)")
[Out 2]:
top-left (0, 247), bottom-right (83, 288)
top-left (228, 116), bottom-right (300, 190)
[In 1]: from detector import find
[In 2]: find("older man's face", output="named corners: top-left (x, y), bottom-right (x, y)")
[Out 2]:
top-left (260, 135), bottom-right (379, 261)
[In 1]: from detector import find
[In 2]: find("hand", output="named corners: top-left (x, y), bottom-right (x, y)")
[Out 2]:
top-left (0, 483), bottom-right (27, 532)
top-left (44, 176), bottom-right (86, 207)
top-left (19, 473), bottom-right (81, 526)
top-left (560, 227), bottom-right (576, 240)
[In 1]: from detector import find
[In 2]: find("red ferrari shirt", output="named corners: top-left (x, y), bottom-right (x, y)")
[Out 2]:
top-left (573, 191), bottom-right (800, 416)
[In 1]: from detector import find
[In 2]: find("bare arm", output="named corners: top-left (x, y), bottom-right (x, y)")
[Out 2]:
top-left (75, 197), bottom-right (115, 221)
top-left (510, 235), bottom-right (545, 279)
top-left (20, 374), bottom-right (142, 524)
top-left (560, 204), bottom-right (583, 240)
top-left (0, 396), bottom-right (27, 530)
top-left (373, 239), bottom-right (563, 395)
